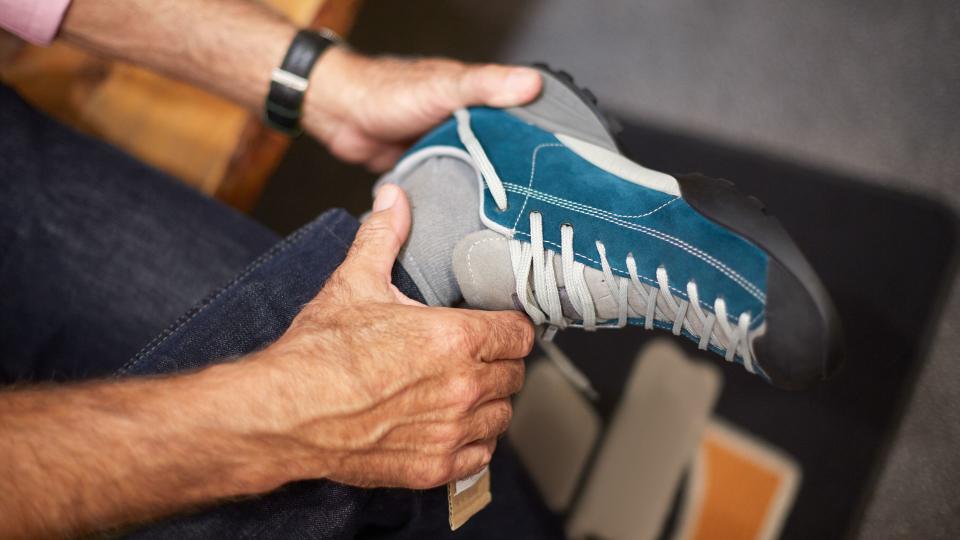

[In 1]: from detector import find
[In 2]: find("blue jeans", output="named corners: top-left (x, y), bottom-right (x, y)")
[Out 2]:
top-left (0, 85), bottom-right (561, 539)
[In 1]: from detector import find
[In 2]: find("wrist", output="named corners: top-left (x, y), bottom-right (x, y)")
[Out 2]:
top-left (218, 350), bottom-right (341, 488)
top-left (177, 357), bottom-right (324, 494)
top-left (301, 46), bottom-right (361, 141)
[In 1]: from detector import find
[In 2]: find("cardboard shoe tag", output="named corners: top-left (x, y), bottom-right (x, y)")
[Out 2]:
top-left (447, 467), bottom-right (492, 530)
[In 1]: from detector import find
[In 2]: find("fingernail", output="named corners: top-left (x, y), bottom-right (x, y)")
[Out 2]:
top-left (504, 68), bottom-right (541, 98)
top-left (373, 184), bottom-right (400, 212)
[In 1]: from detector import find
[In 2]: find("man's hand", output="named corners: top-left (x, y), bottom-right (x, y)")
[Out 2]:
top-left (304, 48), bottom-right (543, 171)
top-left (258, 184), bottom-right (533, 488)
top-left (0, 185), bottom-right (533, 538)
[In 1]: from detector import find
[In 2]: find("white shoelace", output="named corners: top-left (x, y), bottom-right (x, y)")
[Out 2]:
top-left (455, 108), bottom-right (756, 372)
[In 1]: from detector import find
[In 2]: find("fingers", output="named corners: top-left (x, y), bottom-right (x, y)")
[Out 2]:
top-left (366, 146), bottom-right (407, 173)
top-left (326, 125), bottom-right (384, 164)
top-left (336, 184), bottom-right (411, 288)
top-left (468, 310), bottom-right (536, 361)
top-left (476, 360), bottom-right (525, 404)
top-left (434, 399), bottom-right (513, 452)
top-left (451, 438), bottom-right (497, 481)
top-left (326, 126), bottom-right (406, 171)
top-left (465, 398), bottom-right (514, 442)
top-left (407, 437), bottom-right (498, 489)
top-left (456, 64), bottom-right (543, 108)
top-left (427, 308), bottom-right (533, 361)
top-left (328, 444), bottom-right (493, 490)
top-left (389, 397), bottom-right (512, 450)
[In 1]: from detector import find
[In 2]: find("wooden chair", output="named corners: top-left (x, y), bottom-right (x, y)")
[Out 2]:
top-left (0, 0), bottom-right (363, 211)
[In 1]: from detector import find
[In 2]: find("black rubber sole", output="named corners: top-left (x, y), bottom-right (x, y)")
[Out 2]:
top-left (676, 174), bottom-right (844, 389)
top-left (532, 62), bottom-right (844, 389)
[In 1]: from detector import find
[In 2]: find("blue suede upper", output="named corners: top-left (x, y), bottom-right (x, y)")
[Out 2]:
top-left (409, 107), bottom-right (769, 334)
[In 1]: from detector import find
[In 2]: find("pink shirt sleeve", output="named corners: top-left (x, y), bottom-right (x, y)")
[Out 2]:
top-left (0, 0), bottom-right (73, 45)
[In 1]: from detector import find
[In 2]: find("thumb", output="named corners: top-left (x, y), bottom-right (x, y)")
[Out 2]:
top-left (340, 184), bottom-right (411, 287)
top-left (455, 64), bottom-right (543, 108)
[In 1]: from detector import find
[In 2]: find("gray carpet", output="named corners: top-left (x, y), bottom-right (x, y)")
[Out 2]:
top-left (346, 2), bottom-right (960, 537)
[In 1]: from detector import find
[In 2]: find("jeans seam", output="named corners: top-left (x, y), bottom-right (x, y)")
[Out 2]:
top-left (115, 211), bottom-right (350, 377)
top-left (319, 217), bottom-right (355, 251)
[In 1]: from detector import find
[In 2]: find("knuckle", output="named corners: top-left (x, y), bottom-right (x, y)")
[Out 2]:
top-left (481, 442), bottom-right (496, 466)
top-left (509, 362), bottom-right (526, 394)
top-left (483, 402), bottom-right (512, 438)
top-left (438, 317), bottom-right (477, 353)
top-left (426, 59), bottom-right (458, 80)
top-left (495, 401), bottom-right (514, 428)
top-left (481, 447), bottom-right (495, 467)
top-left (356, 217), bottom-right (398, 247)
top-left (435, 422), bottom-right (466, 450)
top-left (423, 62), bottom-right (462, 100)
top-left (427, 58), bottom-right (462, 75)
top-left (511, 315), bottom-right (536, 355)
top-left (409, 469), bottom-right (437, 490)
top-left (447, 373), bottom-right (481, 408)
top-left (425, 458), bottom-right (455, 488)
top-left (487, 312), bottom-right (534, 357)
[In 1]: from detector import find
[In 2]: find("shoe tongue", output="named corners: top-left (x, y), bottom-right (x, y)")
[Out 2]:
top-left (452, 230), bottom-right (625, 320)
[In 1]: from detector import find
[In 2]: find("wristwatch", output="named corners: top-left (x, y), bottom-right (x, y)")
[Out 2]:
top-left (264, 28), bottom-right (342, 136)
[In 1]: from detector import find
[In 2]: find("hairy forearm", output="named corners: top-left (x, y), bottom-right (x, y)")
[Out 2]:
top-left (0, 357), bottom-right (317, 538)
top-left (60, 0), bottom-right (297, 111)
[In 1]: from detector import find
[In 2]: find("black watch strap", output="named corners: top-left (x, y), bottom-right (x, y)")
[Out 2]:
top-left (265, 28), bottom-right (340, 136)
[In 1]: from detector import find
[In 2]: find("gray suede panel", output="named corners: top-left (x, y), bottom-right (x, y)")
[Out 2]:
top-left (452, 230), bottom-right (518, 311)
top-left (507, 68), bottom-right (618, 152)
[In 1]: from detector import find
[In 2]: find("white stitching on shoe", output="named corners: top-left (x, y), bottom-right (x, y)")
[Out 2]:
top-left (465, 235), bottom-right (507, 297)
top-left (508, 180), bottom-right (766, 302)
top-left (505, 183), bottom-right (680, 219)
top-left (511, 143), bottom-right (565, 231)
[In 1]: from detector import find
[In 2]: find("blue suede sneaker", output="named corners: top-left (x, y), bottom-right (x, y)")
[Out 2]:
top-left (390, 67), bottom-right (842, 390)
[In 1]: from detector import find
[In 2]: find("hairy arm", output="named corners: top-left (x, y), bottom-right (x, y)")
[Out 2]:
top-left (0, 358), bottom-right (312, 538)
top-left (58, 0), bottom-right (542, 170)
top-left (60, 0), bottom-right (297, 112)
